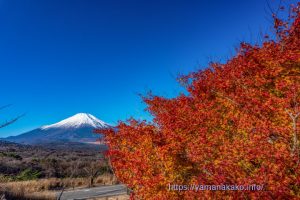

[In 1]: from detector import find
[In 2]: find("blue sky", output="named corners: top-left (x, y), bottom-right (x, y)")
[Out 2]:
top-left (0, 0), bottom-right (292, 137)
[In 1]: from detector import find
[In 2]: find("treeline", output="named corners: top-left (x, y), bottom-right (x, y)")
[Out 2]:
top-left (0, 142), bottom-right (111, 182)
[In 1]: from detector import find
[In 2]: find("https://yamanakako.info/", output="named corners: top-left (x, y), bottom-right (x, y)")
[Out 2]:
top-left (168, 183), bottom-right (264, 192)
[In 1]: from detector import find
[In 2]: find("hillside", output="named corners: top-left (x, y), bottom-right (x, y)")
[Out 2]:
top-left (0, 140), bottom-right (108, 182)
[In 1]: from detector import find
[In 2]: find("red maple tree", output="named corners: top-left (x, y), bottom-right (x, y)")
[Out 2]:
top-left (96, 3), bottom-right (300, 199)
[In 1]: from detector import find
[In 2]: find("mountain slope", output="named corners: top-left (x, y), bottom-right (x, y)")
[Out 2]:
top-left (4, 113), bottom-right (111, 145)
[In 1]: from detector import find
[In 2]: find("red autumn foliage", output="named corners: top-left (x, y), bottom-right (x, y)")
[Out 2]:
top-left (95, 3), bottom-right (300, 199)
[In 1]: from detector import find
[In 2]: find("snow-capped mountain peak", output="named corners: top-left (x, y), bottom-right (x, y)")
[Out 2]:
top-left (41, 113), bottom-right (109, 130)
top-left (4, 113), bottom-right (111, 145)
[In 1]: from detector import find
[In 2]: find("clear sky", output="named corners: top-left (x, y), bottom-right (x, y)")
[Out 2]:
top-left (0, 0), bottom-right (293, 137)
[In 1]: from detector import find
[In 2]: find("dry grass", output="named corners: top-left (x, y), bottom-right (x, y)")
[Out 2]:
top-left (0, 173), bottom-right (117, 200)
top-left (91, 194), bottom-right (129, 200)
top-left (0, 190), bottom-right (55, 200)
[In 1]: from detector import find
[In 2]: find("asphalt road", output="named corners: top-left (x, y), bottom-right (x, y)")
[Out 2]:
top-left (57, 184), bottom-right (128, 200)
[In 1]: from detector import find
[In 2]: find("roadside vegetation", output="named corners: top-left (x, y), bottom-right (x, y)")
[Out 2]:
top-left (0, 174), bottom-right (117, 200)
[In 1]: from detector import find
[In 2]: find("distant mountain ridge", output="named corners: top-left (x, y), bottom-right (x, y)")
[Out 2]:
top-left (3, 113), bottom-right (111, 145)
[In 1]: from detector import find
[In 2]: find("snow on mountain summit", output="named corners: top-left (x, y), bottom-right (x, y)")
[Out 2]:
top-left (41, 113), bottom-right (110, 130)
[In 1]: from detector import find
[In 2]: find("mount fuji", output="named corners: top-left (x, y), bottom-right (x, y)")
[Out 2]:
top-left (3, 113), bottom-right (111, 145)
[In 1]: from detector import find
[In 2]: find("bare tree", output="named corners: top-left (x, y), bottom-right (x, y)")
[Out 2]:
top-left (83, 162), bottom-right (102, 187)
top-left (83, 159), bottom-right (113, 188)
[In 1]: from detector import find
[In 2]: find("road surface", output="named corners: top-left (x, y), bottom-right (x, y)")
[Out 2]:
top-left (57, 184), bottom-right (128, 200)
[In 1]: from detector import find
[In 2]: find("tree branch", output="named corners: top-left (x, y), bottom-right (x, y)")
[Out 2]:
top-left (0, 113), bottom-right (26, 129)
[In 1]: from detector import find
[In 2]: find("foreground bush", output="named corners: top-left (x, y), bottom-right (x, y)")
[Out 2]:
top-left (96, 3), bottom-right (300, 200)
